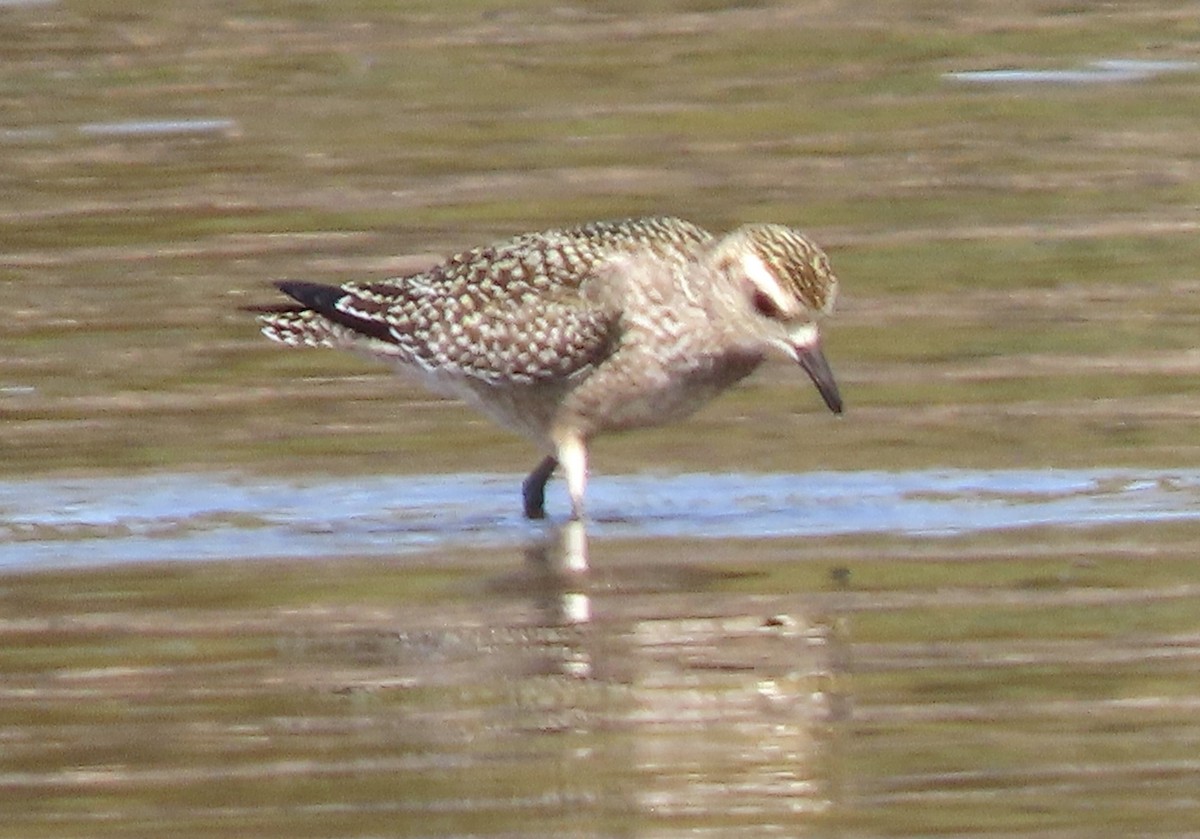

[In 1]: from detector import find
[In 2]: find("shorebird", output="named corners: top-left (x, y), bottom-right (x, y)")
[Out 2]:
top-left (257, 216), bottom-right (842, 519)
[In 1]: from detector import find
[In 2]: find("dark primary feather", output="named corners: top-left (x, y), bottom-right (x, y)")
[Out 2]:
top-left (276, 280), bottom-right (345, 312)
top-left (275, 280), bottom-right (398, 344)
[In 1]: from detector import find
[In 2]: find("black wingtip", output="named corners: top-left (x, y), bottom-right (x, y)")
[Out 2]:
top-left (275, 280), bottom-right (345, 313)
top-left (272, 280), bottom-right (399, 345)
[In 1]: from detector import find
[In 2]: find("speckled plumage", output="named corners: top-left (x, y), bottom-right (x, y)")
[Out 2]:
top-left (258, 216), bottom-right (843, 521)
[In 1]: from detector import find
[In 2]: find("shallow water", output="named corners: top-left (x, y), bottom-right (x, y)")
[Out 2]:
top-left (3, 467), bottom-right (1199, 570)
top-left (4, 471), bottom-right (1198, 836)
top-left (2, 504), bottom-right (1198, 838)
top-left (945, 59), bottom-right (1200, 85)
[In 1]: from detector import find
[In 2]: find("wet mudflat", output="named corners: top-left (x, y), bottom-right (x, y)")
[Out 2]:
top-left (3, 0), bottom-right (1200, 836)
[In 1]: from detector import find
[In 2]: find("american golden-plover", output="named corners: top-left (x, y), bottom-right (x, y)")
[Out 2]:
top-left (258, 217), bottom-right (843, 519)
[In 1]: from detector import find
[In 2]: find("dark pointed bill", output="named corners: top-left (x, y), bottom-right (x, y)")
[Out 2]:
top-left (794, 341), bottom-right (843, 415)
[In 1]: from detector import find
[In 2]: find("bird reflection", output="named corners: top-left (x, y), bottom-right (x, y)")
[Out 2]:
top-left (291, 519), bottom-right (845, 831)
top-left (499, 518), bottom-right (842, 825)
top-left (516, 519), bottom-right (595, 679)
top-left (523, 519), bottom-right (591, 617)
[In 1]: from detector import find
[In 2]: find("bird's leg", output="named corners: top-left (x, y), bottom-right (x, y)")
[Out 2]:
top-left (555, 434), bottom-right (589, 521)
top-left (522, 455), bottom-right (558, 519)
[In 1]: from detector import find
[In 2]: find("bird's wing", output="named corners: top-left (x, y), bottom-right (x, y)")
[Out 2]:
top-left (328, 231), bottom-right (624, 384)
top-left (262, 218), bottom-right (714, 384)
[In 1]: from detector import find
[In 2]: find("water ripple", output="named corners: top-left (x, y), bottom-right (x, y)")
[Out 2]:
top-left (0, 469), bottom-right (1197, 570)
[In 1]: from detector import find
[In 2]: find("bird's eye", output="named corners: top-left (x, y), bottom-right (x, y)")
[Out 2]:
top-left (751, 288), bottom-right (784, 320)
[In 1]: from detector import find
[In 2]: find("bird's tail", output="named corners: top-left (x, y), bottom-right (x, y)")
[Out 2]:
top-left (254, 307), bottom-right (347, 348)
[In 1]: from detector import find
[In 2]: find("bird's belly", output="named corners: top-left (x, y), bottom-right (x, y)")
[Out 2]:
top-left (417, 374), bottom-right (565, 445)
top-left (562, 351), bottom-right (763, 435)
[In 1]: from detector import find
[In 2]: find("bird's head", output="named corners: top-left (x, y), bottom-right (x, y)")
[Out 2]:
top-left (709, 224), bottom-right (843, 414)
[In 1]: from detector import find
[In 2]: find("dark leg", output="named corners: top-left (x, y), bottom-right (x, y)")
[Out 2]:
top-left (522, 455), bottom-right (558, 519)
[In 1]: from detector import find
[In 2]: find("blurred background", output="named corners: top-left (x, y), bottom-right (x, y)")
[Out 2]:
top-left (2, 2), bottom-right (1200, 837)
top-left (4, 0), bottom-right (1198, 477)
